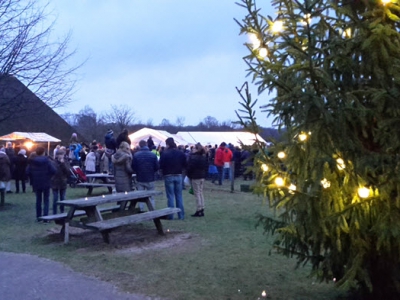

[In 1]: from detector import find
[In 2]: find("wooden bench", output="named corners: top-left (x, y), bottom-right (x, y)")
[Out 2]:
top-left (85, 207), bottom-right (181, 243)
top-left (39, 205), bottom-right (121, 229)
top-left (77, 182), bottom-right (115, 195)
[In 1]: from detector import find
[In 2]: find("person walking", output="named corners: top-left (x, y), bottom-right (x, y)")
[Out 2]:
top-left (14, 149), bottom-right (28, 193)
top-left (26, 147), bottom-right (56, 222)
top-left (111, 141), bottom-right (133, 192)
top-left (187, 144), bottom-right (208, 217)
top-left (0, 148), bottom-right (11, 206)
top-left (159, 137), bottom-right (187, 220)
top-left (51, 151), bottom-right (70, 214)
top-left (132, 140), bottom-right (159, 212)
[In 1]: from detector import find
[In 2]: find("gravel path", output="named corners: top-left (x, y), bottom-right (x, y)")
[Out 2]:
top-left (0, 251), bottom-right (157, 300)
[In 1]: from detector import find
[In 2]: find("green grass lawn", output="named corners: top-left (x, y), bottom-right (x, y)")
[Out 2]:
top-left (0, 179), bottom-right (345, 300)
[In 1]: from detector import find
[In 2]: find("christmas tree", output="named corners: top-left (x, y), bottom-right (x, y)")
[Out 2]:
top-left (236, 0), bottom-right (400, 298)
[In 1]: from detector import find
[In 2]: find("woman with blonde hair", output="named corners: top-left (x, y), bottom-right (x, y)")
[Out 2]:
top-left (111, 141), bottom-right (133, 192)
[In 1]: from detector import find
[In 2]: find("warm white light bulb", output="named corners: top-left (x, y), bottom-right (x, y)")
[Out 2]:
top-left (262, 290), bottom-right (267, 297)
top-left (248, 33), bottom-right (261, 49)
top-left (271, 20), bottom-right (283, 33)
top-left (358, 187), bottom-right (370, 198)
top-left (259, 47), bottom-right (268, 58)
top-left (289, 184), bottom-right (297, 192)
top-left (298, 133), bottom-right (307, 141)
top-left (275, 177), bottom-right (284, 186)
top-left (382, 0), bottom-right (391, 5)
top-left (321, 178), bottom-right (331, 189)
top-left (277, 151), bottom-right (286, 159)
top-left (261, 164), bottom-right (269, 172)
top-left (336, 158), bottom-right (345, 170)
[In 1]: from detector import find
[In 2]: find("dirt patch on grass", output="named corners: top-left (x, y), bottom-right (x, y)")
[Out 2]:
top-left (43, 224), bottom-right (200, 254)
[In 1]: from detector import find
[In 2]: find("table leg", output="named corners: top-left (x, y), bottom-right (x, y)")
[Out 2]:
top-left (86, 187), bottom-right (93, 196)
top-left (64, 207), bottom-right (76, 244)
top-left (153, 218), bottom-right (164, 235)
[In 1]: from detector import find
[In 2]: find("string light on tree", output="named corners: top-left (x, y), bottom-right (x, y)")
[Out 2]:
top-left (261, 164), bottom-right (269, 172)
top-left (261, 290), bottom-right (267, 297)
top-left (336, 158), bottom-right (345, 170)
top-left (382, 0), bottom-right (391, 5)
top-left (277, 151), bottom-right (286, 159)
top-left (298, 132), bottom-right (307, 141)
top-left (321, 178), bottom-right (331, 188)
top-left (271, 20), bottom-right (283, 33)
top-left (259, 47), bottom-right (268, 58)
top-left (248, 33), bottom-right (261, 49)
top-left (275, 176), bottom-right (284, 186)
top-left (358, 187), bottom-right (370, 198)
top-left (289, 183), bottom-right (297, 193)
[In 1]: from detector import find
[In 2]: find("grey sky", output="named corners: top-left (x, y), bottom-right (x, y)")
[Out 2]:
top-left (47, 0), bottom-right (274, 127)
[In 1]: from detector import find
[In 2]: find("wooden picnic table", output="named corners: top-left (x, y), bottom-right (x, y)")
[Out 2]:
top-left (55, 190), bottom-right (179, 244)
top-left (78, 173), bottom-right (137, 195)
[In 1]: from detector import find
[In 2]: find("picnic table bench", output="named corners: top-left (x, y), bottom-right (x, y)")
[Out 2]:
top-left (49, 190), bottom-right (177, 244)
top-left (79, 173), bottom-right (136, 195)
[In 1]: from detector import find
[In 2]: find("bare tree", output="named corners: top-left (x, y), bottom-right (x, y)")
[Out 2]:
top-left (201, 116), bottom-right (219, 129)
top-left (175, 116), bottom-right (185, 127)
top-left (75, 106), bottom-right (105, 143)
top-left (160, 119), bottom-right (172, 127)
top-left (102, 104), bottom-right (136, 132)
top-left (0, 0), bottom-right (80, 121)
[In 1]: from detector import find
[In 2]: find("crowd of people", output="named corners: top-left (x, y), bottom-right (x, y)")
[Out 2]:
top-left (0, 128), bottom-right (256, 221)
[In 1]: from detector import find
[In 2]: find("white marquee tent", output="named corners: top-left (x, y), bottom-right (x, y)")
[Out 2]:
top-left (0, 132), bottom-right (61, 154)
top-left (128, 127), bottom-right (187, 147)
top-left (128, 128), bottom-right (267, 148)
top-left (176, 131), bottom-right (267, 147)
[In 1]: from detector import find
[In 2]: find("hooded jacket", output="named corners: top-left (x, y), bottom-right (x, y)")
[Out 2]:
top-left (111, 142), bottom-right (133, 192)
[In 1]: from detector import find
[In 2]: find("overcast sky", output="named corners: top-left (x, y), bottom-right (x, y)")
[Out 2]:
top-left (46, 0), bottom-right (274, 127)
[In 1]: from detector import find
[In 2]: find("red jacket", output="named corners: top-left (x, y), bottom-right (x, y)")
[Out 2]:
top-left (214, 146), bottom-right (232, 167)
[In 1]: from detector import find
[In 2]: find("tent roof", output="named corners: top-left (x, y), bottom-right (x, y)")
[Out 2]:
top-left (128, 128), bottom-right (187, 147)
top-left (176, 131), bottom-right (267, 147)
top-left (0, 132), bottom-right (61, 143)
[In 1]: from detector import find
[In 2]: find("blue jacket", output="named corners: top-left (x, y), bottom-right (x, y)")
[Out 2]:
top-left (26, 156), bottom-right (56, 190)
top-left (159, 148), bottom-right (187, 176)
top-left (132, 146), bottom-right (159, 182)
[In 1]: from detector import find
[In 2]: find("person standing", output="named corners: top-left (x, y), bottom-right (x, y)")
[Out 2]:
top-left (5, 142), bottom-right (15, 193)
top-left (159, 137), bottom-right (187, 220)
top-left (0, 148), bottom-right (11, 206)
top-left (111, 141), bottom-right (133, 192)
top-left (214, 142), bottom-right (232, 185)
top-left (85, 149), bottom-right (97, 174)
top-left (116, 128), bottom-right (131, 149)
top-left (68, 133), bottom-right (82, 167)
top-left (104, 129), bottom-right (117, 174)
top-left (147, 136), bottom-right (155, 149)
top-left (51, 151), bottom-right (70, 214)
top-left (14, 149), bottom-right (28, 193)
top-left (26, 147), bottom-right (56, 222)
top-left (132, 140), bottom-right (159, 212)
top-left (187, 144), bottom-right (208, 217)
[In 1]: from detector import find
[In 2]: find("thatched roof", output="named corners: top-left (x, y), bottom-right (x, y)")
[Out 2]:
top-left (0, 74), bottom-right (77, 144)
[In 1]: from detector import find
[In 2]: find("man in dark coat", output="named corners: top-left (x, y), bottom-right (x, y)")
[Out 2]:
top-left (26, 147), bottom-right (57, 222)
top-left (159, 137), bottom-right (187, 220)
top-left (132, 140), bottom-right (159, 212)
top-left (5, 142), bottom-right (15, 193)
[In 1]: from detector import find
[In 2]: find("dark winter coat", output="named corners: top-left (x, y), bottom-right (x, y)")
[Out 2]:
top-left (0, 152), bottom-right (11, 182)
top-left (116, 132), bottom-right (131, 149)
top-left (51, 158), bottom-right (70, 190)
top-left (26, 155), bottom-right (57, 190)
top-left (132, 146), bottom-right (159, 183)
top-left (187, 153), bottom-right (208, 180)
top-left (159, 148), bottom-right (187, 176)
top-left (14, 153), bottom-right (28, 181)
top-left (5, 147), bottom-right (15, 178)
top-left (111, 143), bottom-right (133, 192)
top-left (104, 133), bottom-right (117, 151)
